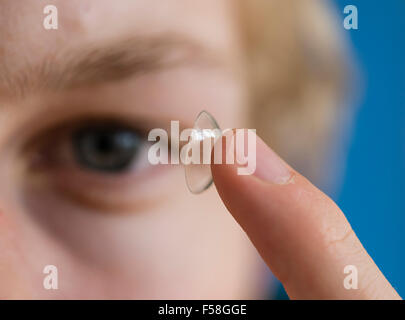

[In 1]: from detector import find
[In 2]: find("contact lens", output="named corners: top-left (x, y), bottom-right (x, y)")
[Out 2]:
top-left (184, 111), bottom-right (222, 194)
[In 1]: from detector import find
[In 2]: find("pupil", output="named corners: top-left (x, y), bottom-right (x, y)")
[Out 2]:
top-left (72, 125), bottom-right (141, 172)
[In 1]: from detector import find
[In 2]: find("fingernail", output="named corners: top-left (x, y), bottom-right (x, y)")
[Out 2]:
top-left (254, 133), bottom-right (292, 184)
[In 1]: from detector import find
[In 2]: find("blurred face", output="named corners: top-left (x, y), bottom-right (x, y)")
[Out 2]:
top-left (0, 0), bottom-right (265, 298)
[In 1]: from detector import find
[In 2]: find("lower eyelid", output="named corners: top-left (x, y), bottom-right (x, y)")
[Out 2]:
top-left (23, 161), bottom-right (177, 213)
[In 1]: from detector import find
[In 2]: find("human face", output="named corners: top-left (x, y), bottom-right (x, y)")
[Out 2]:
top-left (0, 0), bottom-right (265, 298)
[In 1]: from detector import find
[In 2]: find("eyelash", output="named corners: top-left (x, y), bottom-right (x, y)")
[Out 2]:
top-left (30, 118), bottom-right (146, 166)
top-left (12, 115), bottom-right (168, 212)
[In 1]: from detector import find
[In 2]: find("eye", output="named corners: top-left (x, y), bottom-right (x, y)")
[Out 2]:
top-left (72, 124), bottom-right (142, 173)
top-left (17, 117), bottom-right (172, 212)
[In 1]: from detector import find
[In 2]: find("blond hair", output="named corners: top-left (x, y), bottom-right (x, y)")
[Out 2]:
top-left (237, 0), bottom-right (349, 182)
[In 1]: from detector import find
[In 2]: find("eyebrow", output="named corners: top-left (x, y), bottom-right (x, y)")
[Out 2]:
top-left (0, 34), bottom-right (218, 98)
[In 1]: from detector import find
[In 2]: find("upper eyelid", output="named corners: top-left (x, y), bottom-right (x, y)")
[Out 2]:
top-left (19, 114), bottom-right (193, 154)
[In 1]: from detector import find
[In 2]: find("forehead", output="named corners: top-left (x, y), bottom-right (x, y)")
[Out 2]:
top-left (0, 0), bottom-right (239, 75)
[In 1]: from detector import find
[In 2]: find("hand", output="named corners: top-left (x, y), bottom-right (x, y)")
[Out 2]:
top-left (211, 130), bottom-right (401, 300)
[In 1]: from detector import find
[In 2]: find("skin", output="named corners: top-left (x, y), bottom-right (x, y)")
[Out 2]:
top-left (212, 132), bottom-right (401, 299)
top-left (0, 0), bottom-right (263, 299)
top-left (0, 0), bottom-right (399, 300)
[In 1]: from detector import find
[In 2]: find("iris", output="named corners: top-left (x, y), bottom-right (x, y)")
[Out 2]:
top-left (72, 124), bottom-right (141, 172)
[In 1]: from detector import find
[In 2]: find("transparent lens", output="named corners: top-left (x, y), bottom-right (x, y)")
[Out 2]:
top-left (184, 111), bottom-right (222, 194)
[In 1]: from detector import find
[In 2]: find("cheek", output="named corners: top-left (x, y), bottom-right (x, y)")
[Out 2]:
top-left (0, 200), bottom-right (43, 298)
top-left (15, 167), bottom-right (181, 262)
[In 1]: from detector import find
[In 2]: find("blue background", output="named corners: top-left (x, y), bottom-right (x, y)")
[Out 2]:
top-left (333, 0), bottom-right (405, 296)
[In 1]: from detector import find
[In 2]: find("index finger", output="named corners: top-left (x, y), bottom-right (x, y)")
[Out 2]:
top-left (211, 130), bottom-right (400, 300)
